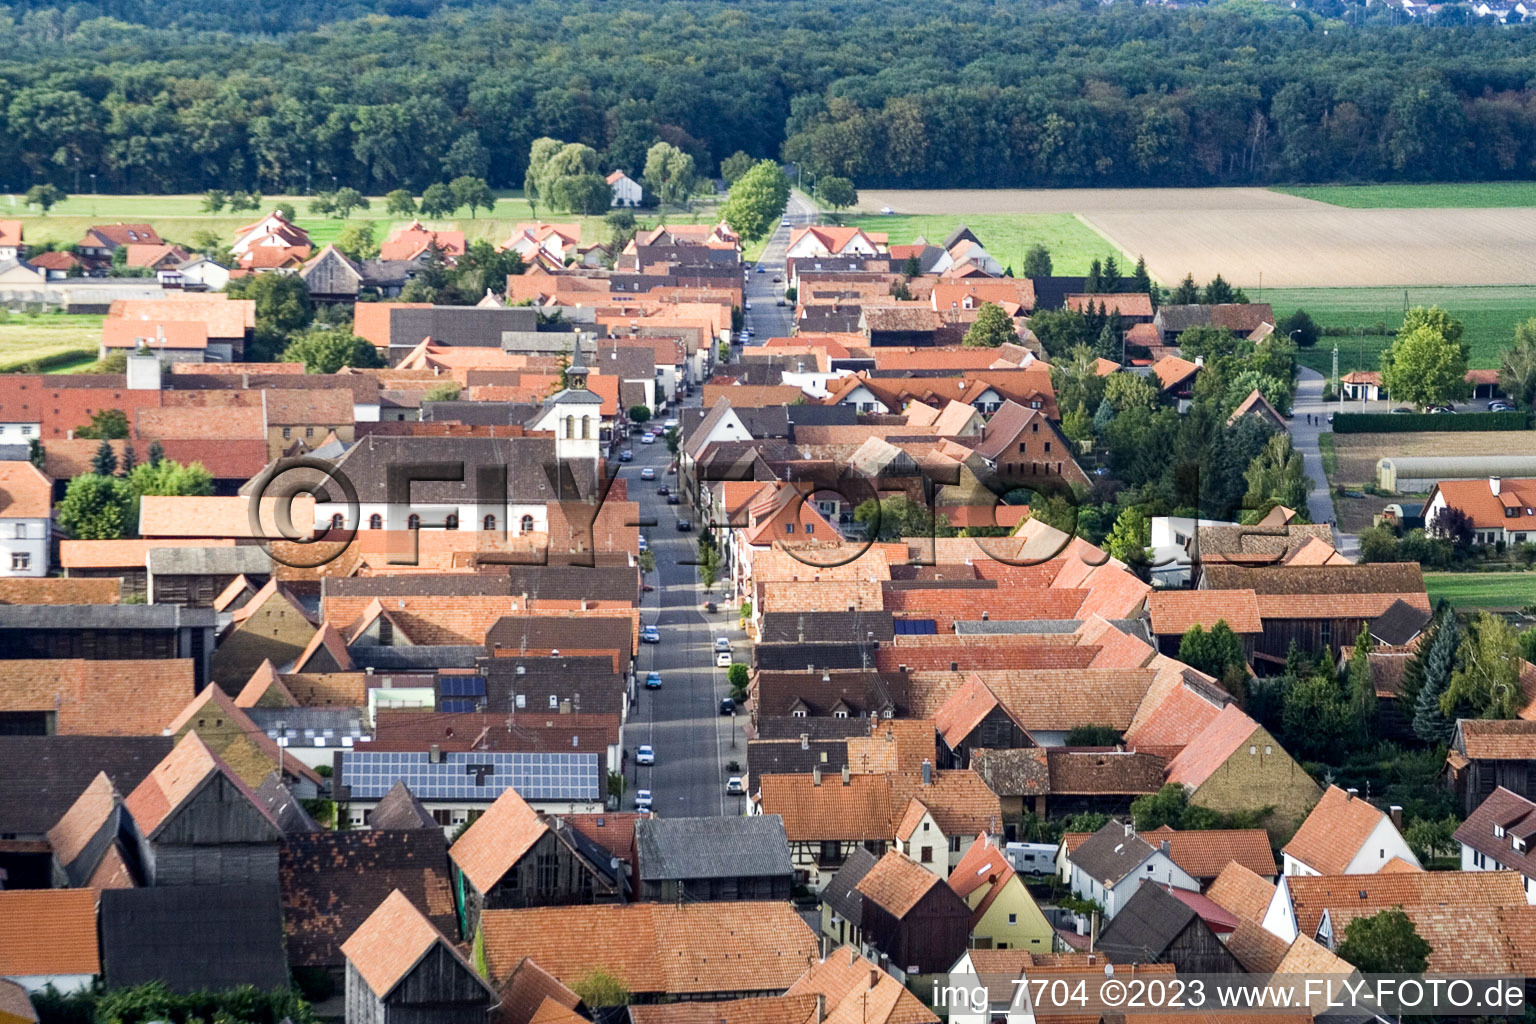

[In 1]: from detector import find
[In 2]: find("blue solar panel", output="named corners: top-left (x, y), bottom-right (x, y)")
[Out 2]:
top-left (894, 619), bottom-right (938, 635)
top-left (440, 699), bottom-right (478, 713)
top-left (339, 750), bottom-right (601, 801)
top-left (439, 676), bottom-right (487, 698)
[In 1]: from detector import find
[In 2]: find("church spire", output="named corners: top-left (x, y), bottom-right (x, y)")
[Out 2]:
top-left (567, 337), bottom-right (589, 390)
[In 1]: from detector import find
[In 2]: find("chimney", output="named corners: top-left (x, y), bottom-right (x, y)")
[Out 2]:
top-left (868, 969), bottom-right (879, 991)
top-left (1089, 911), bottom-right (1099, 953)
top-left (1390, 805), bottom-right (1404, 830)
top-left (800, 733), bottom-right (810, 751)
top-left (813, 767), bottom-right (822, 786)
top-left (841, 765), bottom-right (851, 786)
top-left (1123, 821), bottom-right (1134, 838)
top-left (921, 759), bottom-right (933, 785)
top-left (1491, 476), bottom-right (1502, 496)
top-left (815, 995), bottom-right (826, 1024)
top-left (1346, 788), bottom-right (1358, 801)
top-left (429, 744), bottom-right (441, 763)
top-left (1160, 839), bottom-right (1171, 855)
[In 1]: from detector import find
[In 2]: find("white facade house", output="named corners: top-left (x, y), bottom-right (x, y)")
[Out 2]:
top-left (1453, 787), bottom-right (1536, 905)
top-left (0, 462), bottom-right (52, 577)
top-left (1280, 785), bottom-right (1421, 877)
top-left (177, 257), bottom-right (231, 291)
top-left (0, 220), bottom-right (22, 262)
top-left (785, 226), bottom-right (884, 260)
top-left (607, 171), bottom-right (643, 207)
top-left (1063, 822), bottom-right (1199, 920)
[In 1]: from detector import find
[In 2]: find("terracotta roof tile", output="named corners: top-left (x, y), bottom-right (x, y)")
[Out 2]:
top-left (123, 732), bottom-right (276, 838)
top-left (1144, 825), bottom-right (1275, 878)
top-left (0, 462), bottom-right (51, 519)
top-left (1458, 719), bottom-right (1536, 760)
top-left (342, 889), bottom-right (484, 998)
top-left (495, 957), bottom-right (583, 1024)
top-left (0, 658), bottom-right (195, 736)
top-left (1147, 591), bottom-right (1262, 636)
top-left (788, 946), bottom-right (937, 1024)
top-left (1044, 750), bottom-right (1166, 797)
top-left (481, 903), bottom-right (818, 993)
top-left (1204, 862), bottom-right (1276, 923)
top-left (759, 769), bottom-right (1001, 841)
top-left (1224, 918), bottom-right (1289, 974)
top-left (1282, 784), bottom-right (1405, 875)
top-left (630, 996), bottom-right (817, 1024)
top-left (933, 674), bottom-right (1002, 748)
top-left (450, 786), bottom-right (549, 892)
top-left (0, 889), bottom-right (99, 976)
top-left (856, 850), bottom-right (945, 917)
top-left (1164, 704), bottom-right (1260, 788)
top-left (0, 577), bottom-right (120, 605)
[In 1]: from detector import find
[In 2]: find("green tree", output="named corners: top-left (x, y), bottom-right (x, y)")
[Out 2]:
top-left (449, 175), bottom-right (495, 218)
top-left (818, 175), bottom-right (857, 214)
top-left (605, 209), bottom-right (638, 253)
top-left (1084, 258), bottom-right (1102, 294)
top-left (1179, 621), bottom-right (1246, 680)
top-left (1282, 671), bottom-right (1354, 762)
top-left (1242, 433), bottom-right (1309, 512)
top-left (550, 173), bottom-right (612, 215)
top-left (334, 221), bottom-right (379, 261)
top-left (1402, 815), bottom-right (1459, 865)
top-left (1347, 623), bottom-right (1377, 740)
top-left (1065, 725), bottom-right (1121, 746)
top-left (1105, 506), bottom-right (1150, 565)
top-left (418, 182), bottom-right (455, 218)
top-left (1100, 254), bottom-right (1123, 292)
top-left (75, 408), bottom-right (130, 440)
top-left (1130, 255), bottom-right (1152, 295)
top-left (1380, 323), bottom-right (1472, 410)
top-left (228, 272), bottom-right (313, 358)
top-left (1278, 309), bottom-right (1320, 348)
top-left (1022, 244), bottom-right (1053, 278)
top-left (728, 663), bottom-right (749, 699)
top-left (643, 141), bottom-right (698, 208)
top-left (1401, 305), bottom-right (1465, 348)
top-left (1170, 273), bottom-right (1200, 305)
top-left (127, 458), bottom-right (214, 497)
top-left (1442, 611), bottom-right (1524, 720)
top-left (664, 427), bottom-right (680, 454)
top-left (1201, 274), bottom-right (1240, 304)
top-left (720, 150), bottom-right (755, 185)
top-left (1411, 608), bottom-right (1461, 744)
top-left (1336, 907), bottom-right (1431, 974)
top-left (201, 188), bottom-right (227, 213)
top-left (720, 160), bottom-right (790, 243)
top-left (629, 405), bottom-right (651, 424)
top-left (91, 439), bottom-right (118, 476)
top-left (329, 187), bottom-right (368, 219)
top-left (308, 191), bottom-right (336, 217)
top-left (1499, 317), bottom-right (1536, 408)
top-left (281, 329), bottom-right (385, 374)
top-left (853, 496), bottom-right (948, 542)
top-left (24, 183), bottom-right (64, 213)
top-left (146, 440), bottom-right (165, 467)
top-left (1104, 371), bottom-right (1158, 412)
top-left (1132, 784), bottom-right (1202, 830)
top-left (384, 188), bottom-right (417, 217)
top-left (523, 136), bottom-right (565, 218)
top-left (962, 302), bottom-right (1018, 348)
top-left (28, 438), bottom-right (44, 471)
top-left (57, 474), bottom-right (134, 539)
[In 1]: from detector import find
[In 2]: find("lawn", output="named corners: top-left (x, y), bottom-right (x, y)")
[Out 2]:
top-left (1261, 285), bottom-right (1536, 375)
top-left (1424, 571), bottom-right (1536, 612)
top-left (839, 212), bottom-right (1129, 277)
top-left (1272, 182), bottom-right (1536, 209)
top-left (1, 190), bottom-right (723, 256)
top-left (0, 312), bottom-right (103, 368)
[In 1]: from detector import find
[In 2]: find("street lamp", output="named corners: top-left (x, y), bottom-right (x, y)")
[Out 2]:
top-left (730, 711), bottom-right (737, 749)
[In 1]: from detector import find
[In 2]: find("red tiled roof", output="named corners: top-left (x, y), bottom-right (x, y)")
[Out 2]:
top-left (1164, 704), bottom-right (1260, 788)
top-left (1144, 825), bottom-right (1276, 878)
top-left (0, 658), bottom-right (195, 735)
top-left (0, 461), bottom-right (53, 519)
top-left (1282, 784), bottom-right (1401, 875)
top-left (342, 889), bottom-right (484, 999)
top-left (856, 850), bottom-right (944, 917)
top-left (450, 787), bottom-right (549, 893)
top-left (1147, 590), bottom-right (1262, 636)
top-left (0, 889), bottom-right (99, 976)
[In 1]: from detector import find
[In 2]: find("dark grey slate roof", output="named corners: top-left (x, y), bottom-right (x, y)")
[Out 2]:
top-left (1027, 276), bottom-right (1089, 311)
top-left (389, 305), bottom-right (538, 352)
top-left (0, 604), bottom-right (216, 630)
top-left (821, 846), bottom-right (879, 927)
top-left (954, 619), bottom-right (1081, 635)
top-left (484, 615), bottom-right (634, 660)
top-left (322, 434), bottom-right (586, 504)
top-left (635, 815), bottom-right (792, 882)
top-left (746, 738), bottom-right (849, 777)
top-left (0, 444), bottom-right (31, 462)
top-left (1068, 821), bottom-right (1156, 887)
top-left (754, 643), bottom-right (873, 672)
top-left (350, 646), bottom-right (486, 670)
top-left (147, 545), bottom-right (275, 576)
top-left (368, 780), bottom-right (440, 830)
top-left (421, 400), bottom-right (540, 425)
top-left (0, 736), bottom-right (174, 836)
top-left (1096, 882), bottom-right (1196, 963)
top-left (255, 772), bottom-right (320, 834)
top-left (1370, 599), bottom-right (1432, 647)
top-left (324, 566), bottom-right (637, 605)
top-left (755, 717), bottom-right (872, 741)
top-left (785, 404), bottom-right (858, 429)
top-left (760, 611), bottom-right (895, 645)
top-left (481, 656), bottom-right (625, 717)
top-left (100, 882), bottom-right (290, 992)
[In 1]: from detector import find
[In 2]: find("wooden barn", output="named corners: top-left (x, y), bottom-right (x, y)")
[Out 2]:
top-left (342, 889), bottom-right (495, 1024)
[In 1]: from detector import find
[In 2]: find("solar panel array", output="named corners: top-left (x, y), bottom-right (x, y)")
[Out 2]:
top-left (440, 676), bottom-right (487, 697)
top-left (893, 618), bottom-right (938, 635)
top-left (340, 750), bottom-right (600, 801)
top-left (440, 699), bottom-right (479, 713)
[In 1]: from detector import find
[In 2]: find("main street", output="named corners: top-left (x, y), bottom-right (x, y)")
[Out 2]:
top-left (617, 191), bottom-right (813, 818)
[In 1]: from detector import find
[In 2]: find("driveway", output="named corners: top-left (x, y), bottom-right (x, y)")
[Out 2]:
top-left (1290, 367), bottom-right (1354, 557)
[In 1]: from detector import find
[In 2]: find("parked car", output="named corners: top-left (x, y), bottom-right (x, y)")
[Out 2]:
top-left (1489, 401), bottom-right (1514, 412)
top-left (1391, 407), bottom-right (1414, 414)
top-left (744, 301), bottom-right (752, 310)
top-left (666, 493), bottom-right (680, 505)
top-left (677, 518), bottom-right (692, 531)
top-left (636, 744), bottom-right (655, 766)
top-left (714, 637), bottom-right (731, 653)
top-left (635, 789), bottom-right (653, 812)
top-left (1428, 405), bottom-right (1457, 414)
top-left (641, 625), bottom-right (660, 644)
top-left (756, 266), bottom-right (765, 274)
top-left (715, 652), bottom-right (732, 668)
top-left (641, 467), bottom-right (656, 480)
top-left (618, 449), bottom-right (633, 462)
top-left (772, 275), bottom-right (781, 283)
top-left (719, 697), bottom-right (735, 714)
top-left (747, 328), bottom-right (755, 336)
top-left (726, 777), bottom-right (745, 795)
top-left (640, 433), bottom-right (656, 444)
top-left (645, 671), bottom-right (662, 689)
top-left (638, 536), bottom-right (648, 552)
top-left (776, 298), bottom-right (786, 307)
top-left (880, 205), bottom-right (895, 215)
top-left (657, 484), bottom-right (670, 496)
top-left (663, 419), bottom-right (679, 430)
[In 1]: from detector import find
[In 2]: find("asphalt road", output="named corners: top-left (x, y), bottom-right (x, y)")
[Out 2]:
top-left (621, 422), bottom-right (751, 818)
top-left (742, 191), bottom-right (817, 344)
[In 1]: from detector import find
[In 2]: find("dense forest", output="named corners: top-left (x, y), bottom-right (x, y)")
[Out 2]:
top-left (4, 0), bottom-right (1536, 193)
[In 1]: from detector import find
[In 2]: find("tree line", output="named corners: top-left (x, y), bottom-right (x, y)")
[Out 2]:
top-left (5, 0), bottom-right (1536, 192)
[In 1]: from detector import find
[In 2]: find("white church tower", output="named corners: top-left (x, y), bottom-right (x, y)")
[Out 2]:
top-left (527, 336), bottom-right (603, 469)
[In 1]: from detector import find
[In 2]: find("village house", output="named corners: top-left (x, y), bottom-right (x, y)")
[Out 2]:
top-left (1060, 820), bottom-right (1198, 920)
top-left (1454, 787), bottom-right (1536, 903)
top-left (946, 832), bottom-right (1054, 951)
top-left (1162, 704), bottom-right (1322, 832)
top-left (824, 849), bottom-right (971, 977)
top-left (342, 889), bottom-right (496, 1024)
top-left (0, 889), bottom-right (100, 993)
top-left (0, 222), bottom-right (22, 263)
top-left (1096, 881), bottom-right (1246, 973)
top-left (0, 462), bottom-right (52, 577)
top-left (635, 815), bottom-right (794, 902)
top-left (607, 171), bottom-right (643, 207)
top-left (1447, 719), bottom-right (1536, 813)
top-left (1422, 476), bottom-right (1536, 547)
top-left (1281, 784), bottom-right (1419, 876)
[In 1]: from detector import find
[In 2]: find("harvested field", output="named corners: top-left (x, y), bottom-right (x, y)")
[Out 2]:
top-left (1329, 432), bottom-right (1535, 485)
top-left (854, 188), bottom-right (1536, 289)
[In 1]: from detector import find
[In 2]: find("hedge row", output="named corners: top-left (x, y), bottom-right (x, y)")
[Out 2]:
top-left (0, 348), bottom-right (96, 374)
top-left (1331, 410), bottom-right (1532, 433)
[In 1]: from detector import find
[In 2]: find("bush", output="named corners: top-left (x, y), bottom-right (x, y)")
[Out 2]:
top-left (1331, 410), bottom-right (1531, 433)
top-left (0, 348), bottom-right (95, 374)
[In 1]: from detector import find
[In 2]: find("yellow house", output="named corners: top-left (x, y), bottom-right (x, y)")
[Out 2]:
top-left (948, 833), bottom-right (1054, 951)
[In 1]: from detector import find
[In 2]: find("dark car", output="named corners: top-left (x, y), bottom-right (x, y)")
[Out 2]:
top-left (657, 484), bottom-right (669, 496)
top-left (677, 518), bottom-right (692, 532)
top-left (719, 697), bottom-right (735, 714)
top-left (667, 493), bottom-right (680, 505)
